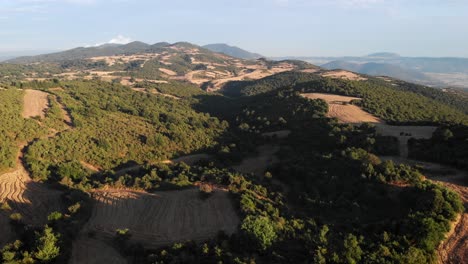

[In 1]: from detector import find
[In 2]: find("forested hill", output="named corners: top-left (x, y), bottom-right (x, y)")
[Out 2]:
top-left (6, 41), bottom-right (222, 64)
top-left (220, 71), bottom-right (468, 125)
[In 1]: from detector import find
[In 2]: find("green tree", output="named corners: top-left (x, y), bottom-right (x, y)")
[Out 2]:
top-left (34, 226), bottom-right (60, 262)
top-left (241, 215), bottom-right (277, 250)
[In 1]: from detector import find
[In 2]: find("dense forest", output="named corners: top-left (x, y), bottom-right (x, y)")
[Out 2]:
top-left (221, 72), bottom-right (468, 125)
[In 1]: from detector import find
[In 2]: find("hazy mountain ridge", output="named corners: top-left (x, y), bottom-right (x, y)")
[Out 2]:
top-left (202, 43), bottom-right (263, 59)
top-left (274, 53), bottom-right (468, 88)
top-left (322, 60), bottom-right (439, 85)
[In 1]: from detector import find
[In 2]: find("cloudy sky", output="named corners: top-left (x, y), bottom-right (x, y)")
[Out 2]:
top-left (0, 0), bottom-right (467, 57)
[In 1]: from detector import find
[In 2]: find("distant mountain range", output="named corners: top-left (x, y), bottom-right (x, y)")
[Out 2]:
top-left (275, 53), bottom-right (468, 88)
top-left (5, 44), bottom-right (468, 88)
top-left (321, 61), bottom-right (439, 85)
top-left (6, 42), bottom-right (263, 64)
top-left (202, 44), bottom-right (263, 59)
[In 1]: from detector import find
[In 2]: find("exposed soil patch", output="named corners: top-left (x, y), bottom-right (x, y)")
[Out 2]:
top-left (22, 89), bottom-right (49, 119)
top-left (159, 68), bottom-right (177, 76)
top-left (70, 236), bottom-right (127, 264)
top-left (321, 70), bottom-right (367, 81)
top-left (232, 145), bottom-right (279, 176)
top-left (0, 146), bottom-right (63, 227)
top-left (301, 93), bottom-right (381, 124)
top-left (79, 189), bottom-right (239, 249)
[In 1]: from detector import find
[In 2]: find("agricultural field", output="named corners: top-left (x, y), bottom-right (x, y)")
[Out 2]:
top-left (301, 93), bottom-right (382, 124)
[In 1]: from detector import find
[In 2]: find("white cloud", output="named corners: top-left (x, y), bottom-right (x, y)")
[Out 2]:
top-left (108, 35), bottom-right (132, 44)
top-left (86, 35), bottom-right (132, 47)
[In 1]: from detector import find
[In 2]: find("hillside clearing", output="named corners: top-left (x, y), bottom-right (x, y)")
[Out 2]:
top-left (232, 145), bottom-right (279, 176)
top-left (22, 89), bottom-right (49, 118)
top-left (70, 236), bottom-right (127, 264)
top-left (0, 149), bottom-right (63, 226)
top-left (321, 70), bottom-right (367, 81)
top-left (79, 189), bottom-right (239, 249)
top-left (301, 93), bottom-right (382, 124)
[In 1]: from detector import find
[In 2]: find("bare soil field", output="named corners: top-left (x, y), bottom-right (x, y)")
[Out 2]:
top-left (0, 150), bottom-right (63, 226)
top-left (0, 212), bottom-right (15, 248)
top-left (232, 145), bottom-right (280, 176)
top-left (375, 125), bottom-right (437, 157)
top-left (159, 68), bottom-right (177, 76)
top-left (321, 70), bottom-right (367, 81)
top-left (70, 236), bottom-right (127, 264)
top-left (22, 89), bottom-right (49, 119)
top-left (79, 189), bottom-right (239, 248)
top-left (301, 93), bottom-right (382, 124)
top-left (301, 93), bottom-right (437, 157)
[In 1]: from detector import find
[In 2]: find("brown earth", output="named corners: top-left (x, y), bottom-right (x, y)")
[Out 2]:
top-left (301, 93), bottom-right (382, 124)
top-left (70, 236), bottom-right (127, 264)
top-left (22, 89), bottom-right (49, 119)
top-left (232, 145), bottom-right (280, 176)
top-left (321, 70), bottom-right (367, 81)
top-left (70, 188), bottom-right (239, 259)
top-left (375, 125), bottom-right (437, 157)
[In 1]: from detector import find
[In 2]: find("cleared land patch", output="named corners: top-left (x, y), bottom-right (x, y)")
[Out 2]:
top-left (70, 236), bottom-right (127, 264)
top-left (321, 70), bottom-right (367, 81)
top-left (22, 89), bottom-right (49, 119)
top-left (301, 93), bottom-right (382, 124)
top-left (80, 189), bottom-right (239, 249)
top-left (301, 93), bottom-right (437, 157)
top-left (0, 151), bottom-right (63, 226)
top-left (232, 145), bottom-right (279, 176)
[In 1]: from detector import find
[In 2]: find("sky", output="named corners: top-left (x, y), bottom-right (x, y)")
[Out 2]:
top-left (0, 0), bottom-right (467, 57)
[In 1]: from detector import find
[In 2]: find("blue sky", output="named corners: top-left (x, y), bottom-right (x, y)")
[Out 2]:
top-left (0, 0), bottom-right (467, 57)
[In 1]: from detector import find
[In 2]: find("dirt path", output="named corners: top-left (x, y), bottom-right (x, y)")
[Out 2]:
top-left (22, 89), bottom-right (49, 118)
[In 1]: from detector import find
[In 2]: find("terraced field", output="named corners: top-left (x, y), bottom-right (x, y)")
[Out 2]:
top-left (70, 188), bottom-right (240, 263)
top-left (0, 147), bottom-right (63, 226)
